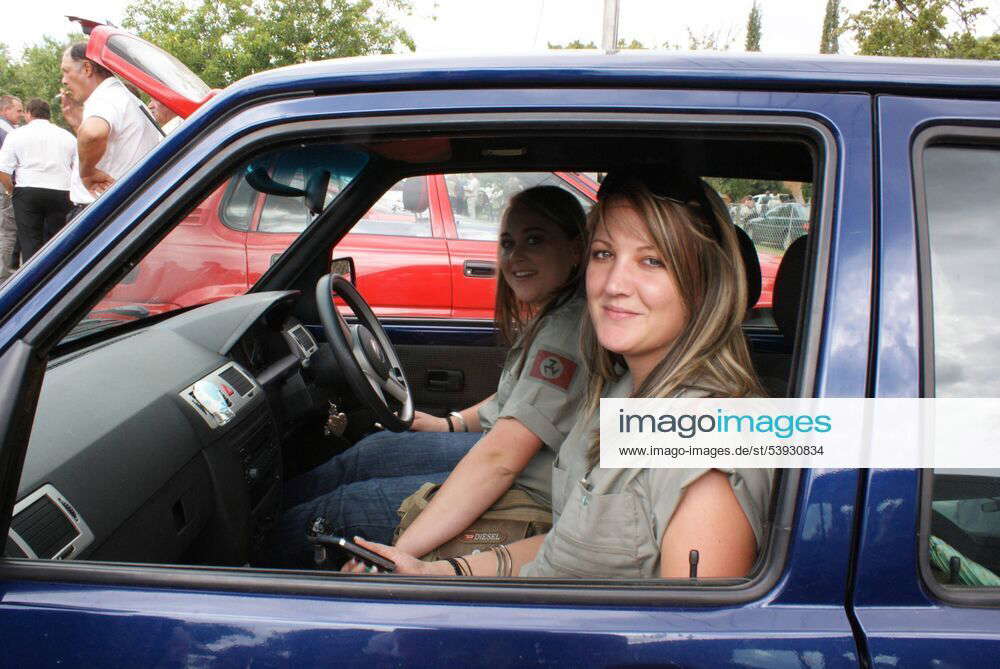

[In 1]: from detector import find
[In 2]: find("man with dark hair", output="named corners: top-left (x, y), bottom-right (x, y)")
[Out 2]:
top-left (0, 95), bottom-right (24, 280)
top-left (60, 40), bottom-right (160, 212)
top-left (0, 98), bottom-right (75, 260)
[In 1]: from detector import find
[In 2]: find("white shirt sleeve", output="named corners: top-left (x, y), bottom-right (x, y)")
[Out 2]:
top-left (0, 135), bottom-right (17, 175)
top-left (84, 92), bottom-right (124, 136)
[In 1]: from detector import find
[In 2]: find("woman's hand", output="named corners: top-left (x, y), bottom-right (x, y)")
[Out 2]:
top-left (411, 410), bottom-right (450, 432)
top-left (338, 537), bottom-right (447, 576)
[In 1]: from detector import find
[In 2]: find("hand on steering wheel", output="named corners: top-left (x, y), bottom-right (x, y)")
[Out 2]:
top-left (315, 274), bottom-right (414, 431)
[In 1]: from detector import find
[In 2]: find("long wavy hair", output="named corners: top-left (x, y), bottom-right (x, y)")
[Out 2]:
top-left (494, 185), bottom-right (586, 373)
top-left (582, 176), bottom-right (764, 465)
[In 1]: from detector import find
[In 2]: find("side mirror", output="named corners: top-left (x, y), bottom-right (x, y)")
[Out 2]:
top-left (330, 256), bottom-right (356, 285)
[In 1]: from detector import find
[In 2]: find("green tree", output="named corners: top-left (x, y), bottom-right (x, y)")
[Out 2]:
top-left (548, 39), bottom-right (647, 50)
top-left (745, 1), bottom-right (762, 52)
top-left (848, 0), bottom-right (1000, 59)
top-left (0, 36), bottom-right (74, 128)
top-left (820, 0), bottom-right (841, 54)
top-left (122, 0), bottom-right (416, 88)
top-left (547, 40), bottom-right (598, 49)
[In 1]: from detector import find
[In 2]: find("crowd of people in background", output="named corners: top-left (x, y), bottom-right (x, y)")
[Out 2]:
top-left (0, 39), bottom-right (175, 283)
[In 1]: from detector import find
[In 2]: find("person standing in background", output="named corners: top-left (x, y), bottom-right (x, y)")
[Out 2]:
top-left (0, 99), bottom-right (75, 261)
top-left (148, 99), bottom-right (181, 134)
top-left (0, 95), bottom-right (24, 281)
top-left (59, 90), bottom-right (91, 224)
top-left (59, 41), bottom-right (160, 210)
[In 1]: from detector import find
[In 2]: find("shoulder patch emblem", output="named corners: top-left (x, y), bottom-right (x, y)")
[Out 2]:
top-left (529, 349), bottom-right (578, 390)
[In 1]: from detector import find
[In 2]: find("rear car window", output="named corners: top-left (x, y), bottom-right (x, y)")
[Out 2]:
top-left (922, 144), bottom-right (1000, 588)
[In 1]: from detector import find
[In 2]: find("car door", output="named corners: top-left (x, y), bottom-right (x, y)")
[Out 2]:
top-left (246, 172), bottom-right (455, 318)
top-left (853, 95), bottom-right (1000, 667)
top-left (0, 83), bottom-right (871, 666)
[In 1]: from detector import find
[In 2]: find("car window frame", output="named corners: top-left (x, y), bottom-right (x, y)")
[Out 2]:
top-left (2, 106), bottom-right (836, 606)
top-left (914, 124), bottom-right (1000, 606)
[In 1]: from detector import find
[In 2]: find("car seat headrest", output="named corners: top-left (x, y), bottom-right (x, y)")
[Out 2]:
top-left (773, 235), bottom-right (808, 341)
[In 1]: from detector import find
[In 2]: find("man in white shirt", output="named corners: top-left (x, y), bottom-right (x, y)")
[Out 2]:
top-left (0, 99), bottom-right (75, 260)
top-left (60, 41), bottom-right (160, 210)
top-left (0, 95), bottom-right (24, 280)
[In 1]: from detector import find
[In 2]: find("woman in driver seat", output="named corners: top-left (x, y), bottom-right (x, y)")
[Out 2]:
top-left (264, 185), bottom-right (589, 567)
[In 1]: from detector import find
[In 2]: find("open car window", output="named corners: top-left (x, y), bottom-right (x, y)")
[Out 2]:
top-left (60, 143), bottom-right (369, 345)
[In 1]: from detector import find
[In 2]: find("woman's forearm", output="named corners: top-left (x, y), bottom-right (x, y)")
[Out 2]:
top-left (394, 418), bottom-right (541, 557)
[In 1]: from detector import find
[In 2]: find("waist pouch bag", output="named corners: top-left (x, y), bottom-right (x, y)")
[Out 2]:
top-left (393, 482), bottom-right (552, 560)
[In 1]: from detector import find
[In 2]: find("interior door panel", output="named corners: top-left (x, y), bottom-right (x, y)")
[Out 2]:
top-left (394, 343), bottom-right (506, 416)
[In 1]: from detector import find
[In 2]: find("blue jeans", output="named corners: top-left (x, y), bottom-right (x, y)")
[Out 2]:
top-left (263, 430), bottom-right (481, 568)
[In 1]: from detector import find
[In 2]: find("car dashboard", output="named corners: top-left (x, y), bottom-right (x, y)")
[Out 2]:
top-left (6, 291), bottom-right (322, 566)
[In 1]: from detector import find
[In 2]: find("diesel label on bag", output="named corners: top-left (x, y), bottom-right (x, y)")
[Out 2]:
top-left (462, 530), bottom-right (507, 544)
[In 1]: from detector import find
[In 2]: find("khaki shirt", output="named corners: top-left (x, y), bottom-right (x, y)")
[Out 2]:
top-left (478, 295), bottom-right (587, 505)
top-left (522, 372), bottom-right (774, 578)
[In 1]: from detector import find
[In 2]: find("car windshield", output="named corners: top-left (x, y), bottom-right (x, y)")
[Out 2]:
top-left (61, 143), bottom-right (370, 345)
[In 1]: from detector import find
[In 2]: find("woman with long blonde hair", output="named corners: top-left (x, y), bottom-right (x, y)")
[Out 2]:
top-left (350, 168), bottom-right (773, 578)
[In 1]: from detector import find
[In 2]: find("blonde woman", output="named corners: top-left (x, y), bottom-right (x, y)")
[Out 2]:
top-left (348, 168), bottom-right (773, 578)
top-left (267, 185), bottom-right (589, 567)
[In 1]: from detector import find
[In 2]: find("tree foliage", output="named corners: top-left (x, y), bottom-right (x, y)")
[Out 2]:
top-left (0, 35), bottom-right (74, 128)
top-left (848, 0), bottom-right (1000, 59)
top-left (122, 0), bottom-right (416, 88)
top-left (547, 40), bottom-right (598, 49)
top-left (745, 1), bottom-right (762, 52)
top-left (820, 0), bottom-right (842, 54)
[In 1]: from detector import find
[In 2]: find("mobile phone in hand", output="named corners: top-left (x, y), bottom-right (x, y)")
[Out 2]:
top-left (334, 535), bottom-right (396, 572)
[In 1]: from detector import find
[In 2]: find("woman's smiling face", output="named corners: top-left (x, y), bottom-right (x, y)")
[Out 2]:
top-left (586, 202), bottom-right (689, 379)
top-left (499, 204), bottom-right (581, 306)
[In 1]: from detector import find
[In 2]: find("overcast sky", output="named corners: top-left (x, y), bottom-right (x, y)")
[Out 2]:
top-left (3, 0), bottom-right (999, 60)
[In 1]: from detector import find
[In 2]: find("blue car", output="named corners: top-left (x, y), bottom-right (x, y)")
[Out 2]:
top-left (1, 27), bottom-right (999, 667)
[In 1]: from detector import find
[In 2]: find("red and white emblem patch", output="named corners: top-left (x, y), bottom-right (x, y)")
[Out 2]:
top-left (529, 349), bottom-right (578, 390)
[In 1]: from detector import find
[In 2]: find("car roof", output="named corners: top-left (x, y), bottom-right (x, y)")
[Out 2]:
top-left (226, 51), bottom-right (1000, 101)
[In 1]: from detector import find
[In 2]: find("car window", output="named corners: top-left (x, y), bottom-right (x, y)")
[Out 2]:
top-left (61, 143), bottom-right (369, 344)
top-left (708, 178), bottom-right (813, 327)
top-left (444, 172), bottom-right (593, 241)
top-left (923, 144), bottom-right (1000, 588)
top-left (219, 173), bottom-right (258, 232)
top-left (350, 176), bottom-right (432, 237)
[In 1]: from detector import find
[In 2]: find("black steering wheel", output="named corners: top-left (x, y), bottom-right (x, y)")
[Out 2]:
top-left (315, 274), bottom-right (414, 431)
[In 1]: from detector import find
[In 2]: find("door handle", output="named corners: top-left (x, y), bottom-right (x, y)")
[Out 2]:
top-left (426, 369), bottom-right (464, 392)
top-left (463, 260), bottom-right (496, 278)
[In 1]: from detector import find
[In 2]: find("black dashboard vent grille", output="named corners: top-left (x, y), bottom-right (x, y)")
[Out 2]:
top-left (10, 496), bottom-right (77, 559)
top-left (5, 535), bottom-right (27, 558)
top-left (291, 326), bottom-right (315, 354)
top-left (219, 366), bottom-right (254, 396)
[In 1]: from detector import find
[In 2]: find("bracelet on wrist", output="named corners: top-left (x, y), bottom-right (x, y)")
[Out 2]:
top-left (446, 557), bottom-right (463, 575)
top-left (449, 411), bottom-right (467, 432)
top-left (444, 414), bottom-right (454, 432)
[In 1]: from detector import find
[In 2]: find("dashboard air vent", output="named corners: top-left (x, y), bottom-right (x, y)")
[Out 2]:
top-left (219, 365), bottom-right (254, 396)
top-left (291, 326), bottom-right (316, 355)
top-left (10, 495), bottom-right (78, 559)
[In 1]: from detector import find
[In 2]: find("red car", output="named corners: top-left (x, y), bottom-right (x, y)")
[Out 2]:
top-left (77, 20), bottom-right (777, 319)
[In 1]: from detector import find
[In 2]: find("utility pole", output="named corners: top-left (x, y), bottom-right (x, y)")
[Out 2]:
top-left (602, 0), bottom-right (620, 54)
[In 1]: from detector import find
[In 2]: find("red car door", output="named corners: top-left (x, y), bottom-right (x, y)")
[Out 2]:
top-left (246, 175), bottom-right (453, 318)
